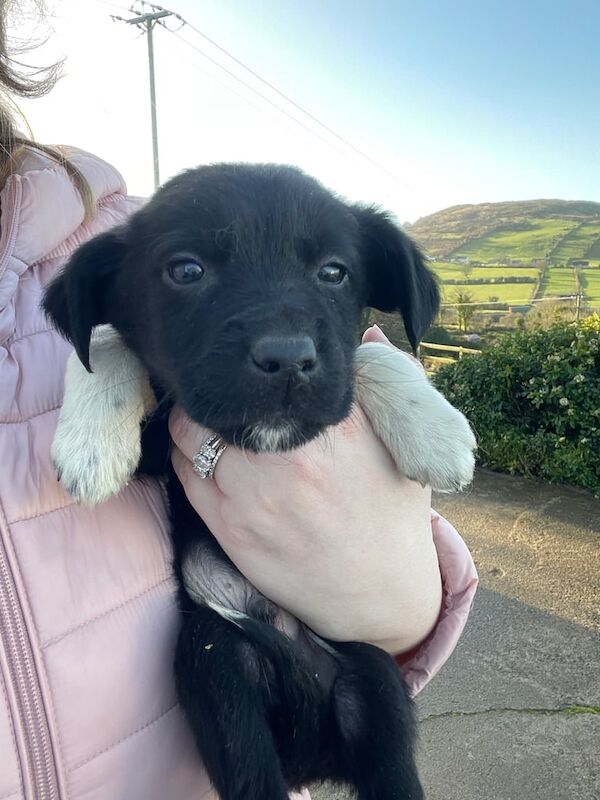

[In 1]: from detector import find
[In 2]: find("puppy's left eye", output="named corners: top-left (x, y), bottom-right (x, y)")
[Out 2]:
top-left (167, 260), bottom-right (204, 285)
top-left (318, 263), bottom-right (347, 284)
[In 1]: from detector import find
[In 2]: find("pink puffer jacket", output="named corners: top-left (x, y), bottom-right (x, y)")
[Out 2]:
top-left (0, 147), bottom-right (478, 800)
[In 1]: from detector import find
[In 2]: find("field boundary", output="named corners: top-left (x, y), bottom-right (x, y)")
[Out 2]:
top-left (419, 341), bottom-right (481, 367)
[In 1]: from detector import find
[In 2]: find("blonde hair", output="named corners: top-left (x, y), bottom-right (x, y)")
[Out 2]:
top-left (0, 0), bottom-right (95, 216)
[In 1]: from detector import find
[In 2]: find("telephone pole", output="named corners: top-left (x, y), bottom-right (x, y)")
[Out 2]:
top-left (112, 9), bottom-right (173, 189)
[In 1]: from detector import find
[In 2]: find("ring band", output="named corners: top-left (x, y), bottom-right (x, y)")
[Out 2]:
top-left (192, 434), bottom-right (228, 480)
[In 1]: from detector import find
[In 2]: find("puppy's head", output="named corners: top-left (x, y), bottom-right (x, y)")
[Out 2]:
top-left (44, 164), bottom-right (438, 451)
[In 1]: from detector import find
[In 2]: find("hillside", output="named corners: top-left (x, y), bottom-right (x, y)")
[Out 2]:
top-left (406, 199), bottom-right (600, 263)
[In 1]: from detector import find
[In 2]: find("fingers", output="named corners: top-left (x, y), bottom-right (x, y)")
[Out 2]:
top-left (168, 406), bottom-right (212, 461)
top-left (168, 397), bottom-right (388, 497)
top-left (171, 445), bottom-right (225, 532)
top-left (361, 324), bottom-right (425, 371)
top-left (168, 406), bottom-right (263, 496)
top-left (169, 405), bottom-right (261, 470)
top-left (362, 324), bottom-right (393, 346)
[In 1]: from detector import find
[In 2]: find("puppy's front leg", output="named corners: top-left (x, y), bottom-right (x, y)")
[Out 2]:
top-left (53, 325), bottom-right (156, 505)
top-left (355, 342), bottom-right (476, 492)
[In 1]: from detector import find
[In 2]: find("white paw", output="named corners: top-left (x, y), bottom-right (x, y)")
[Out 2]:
top-left (355, 342), bottom-right (476, 492)
top-left (53, 325), bottom-right (156, 505)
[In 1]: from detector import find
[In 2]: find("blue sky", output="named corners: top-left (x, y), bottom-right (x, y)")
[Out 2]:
top-left (20, 0), bottom-right (600, 220)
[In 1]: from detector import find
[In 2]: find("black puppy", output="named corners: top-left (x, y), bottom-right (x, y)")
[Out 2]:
top-left (44, 164), bottom-right (443, 800)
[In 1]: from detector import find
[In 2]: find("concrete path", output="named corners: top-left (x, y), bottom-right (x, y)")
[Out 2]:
top-left (311, 469), bottom-right (600, 800)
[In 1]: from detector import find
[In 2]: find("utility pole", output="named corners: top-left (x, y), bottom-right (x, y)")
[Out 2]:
top-left (112, 9), bottom-right (172, 189)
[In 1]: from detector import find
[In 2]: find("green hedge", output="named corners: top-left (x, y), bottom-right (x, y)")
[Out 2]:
top-left (434, 315), bottom-right (600, 493)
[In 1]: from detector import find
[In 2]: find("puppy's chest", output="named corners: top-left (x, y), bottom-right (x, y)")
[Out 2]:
top-left (182, 538), bottom-right (267, 625)
top-left (175, 500), bottom-right (338, 680)
top-left (180, 530), bottom-right (299, 638)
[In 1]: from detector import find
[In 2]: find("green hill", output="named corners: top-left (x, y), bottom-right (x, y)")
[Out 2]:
top-left (406, 200), bottom-right (600, 264)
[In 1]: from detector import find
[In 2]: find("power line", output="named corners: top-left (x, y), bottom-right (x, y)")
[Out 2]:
top-left (95, 0), bottom-right (135, 12)
top-left (134, 1), bottom-right (415, 193)
top-left (157, 32), bottom-right (341, 153)
top-left (164, 27), bottom-right (382, 170)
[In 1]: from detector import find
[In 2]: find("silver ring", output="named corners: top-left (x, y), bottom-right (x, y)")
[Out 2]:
top-left (192, 434), bottom-right (228, 480)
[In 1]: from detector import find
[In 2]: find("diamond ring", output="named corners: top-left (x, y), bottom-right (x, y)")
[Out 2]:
top-left (192, 434), bottom-right (228, 480)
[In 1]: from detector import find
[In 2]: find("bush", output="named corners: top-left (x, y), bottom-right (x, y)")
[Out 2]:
top-left (423, 325), bottom-right (456, 346)
top-left (434, 315), bottom-right (600, 493)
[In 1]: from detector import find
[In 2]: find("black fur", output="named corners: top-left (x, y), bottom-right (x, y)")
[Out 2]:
top-left (44, 164), bottom-right (438, 800)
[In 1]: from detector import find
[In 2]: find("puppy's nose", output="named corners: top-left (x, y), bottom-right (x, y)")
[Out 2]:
top-left (251, 336), bottom-right (317, 375)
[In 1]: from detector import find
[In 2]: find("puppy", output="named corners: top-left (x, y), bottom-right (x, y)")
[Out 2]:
top-left (44, 163), bottom-right (475, 800)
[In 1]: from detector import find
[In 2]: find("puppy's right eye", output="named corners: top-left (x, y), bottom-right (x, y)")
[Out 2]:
top-left (167, 260), bottom-right (204, 285)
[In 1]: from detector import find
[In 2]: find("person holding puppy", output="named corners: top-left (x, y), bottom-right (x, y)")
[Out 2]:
top-left (0, 3), bottom-right (477, 799)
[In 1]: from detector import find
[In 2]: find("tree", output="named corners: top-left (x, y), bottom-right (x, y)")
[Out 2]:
top-left (361, 308), bottom-right (372, 331)
top-left (461, 263), bottom-right (474, 279)
top-left (527, 299), bottom-right (576, 330)
top-left (453, 289), bottom-right (476, 332)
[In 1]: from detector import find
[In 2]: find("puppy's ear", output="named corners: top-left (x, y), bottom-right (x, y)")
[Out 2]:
top-left (354, 206), bottom-right (440, 352)
top-left (43, 229), bottom-right (126, 372)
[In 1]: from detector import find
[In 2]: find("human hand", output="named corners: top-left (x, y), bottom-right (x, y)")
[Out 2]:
top-left (170, 326), bottom-right (442, 654)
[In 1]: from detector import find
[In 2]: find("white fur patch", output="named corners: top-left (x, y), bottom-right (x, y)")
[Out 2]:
top-left (52, 325), bottom-right (156, 505)
top-left (244, 422), bottom-right (297, 453)
top-left (205, 601), bottom-right (248, 627)
top-left (354, 342), bottom-right (476, 492)
top-left (182, 543), bottom-right (251, 627)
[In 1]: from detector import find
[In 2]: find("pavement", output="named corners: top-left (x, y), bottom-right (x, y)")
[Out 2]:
top-left (310, 469), bottom-right (600, 800)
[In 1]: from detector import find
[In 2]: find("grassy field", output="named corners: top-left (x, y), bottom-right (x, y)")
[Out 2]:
top-left (587, 237), bottom-right (600, 260)
top-left (431, 261), bottom-right (599, 314)
top-left (580, 270), bottom-right (600, 306)
top-left (433, 262), bottom-right (540, 305)
top-left (450, 218), bottom-right (579, 262)
top-left (440, 282), bottom-right (535, 304)
top-left (551, 222), bottom-right (600, 263)
top-left (538, 267), bottom-right (578, 298)
top-left (431, 262), bottom-right (540, 281)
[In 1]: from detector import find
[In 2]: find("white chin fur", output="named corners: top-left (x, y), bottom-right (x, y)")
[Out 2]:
top-left (244, 422), bottom-right (297, 453)
top-left (354, 342), bottom-right (476, 492)
top-left (52, 325), bottom-right (156, 505)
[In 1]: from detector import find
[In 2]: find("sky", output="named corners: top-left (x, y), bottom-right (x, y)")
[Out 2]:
top-left (15, 0), bottom-right (600, 222)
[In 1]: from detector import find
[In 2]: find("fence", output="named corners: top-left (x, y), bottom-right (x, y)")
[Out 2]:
top-left (436, 293), bottom-right (600, 333)
top-left (418, 293), bottom-right (600, 369)
top-left (418, 341), bottom-right (481, 368)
